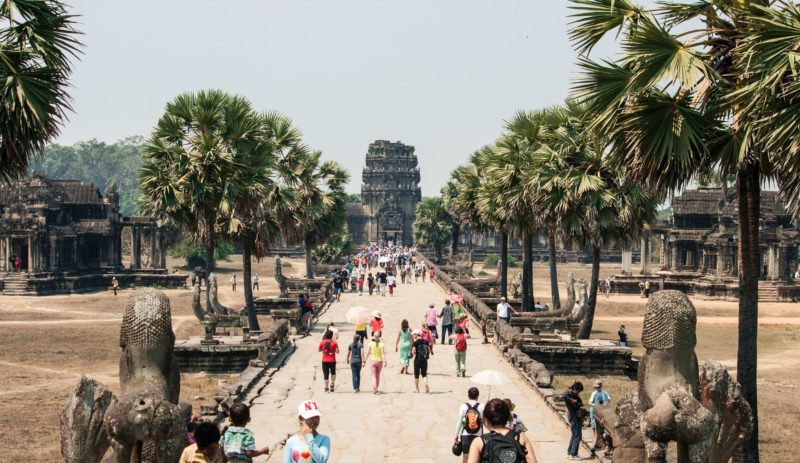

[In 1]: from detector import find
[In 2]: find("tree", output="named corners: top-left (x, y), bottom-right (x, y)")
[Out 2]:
top-left (313, 223), bottom-right (354, 264)
top-left (440, 177), bottom-right (462, 257)
top-left (140, 90), bottom-right (262, 309)
top-left (569, 1), bottom-right (784, 457)
top-left (413, 197), bottom-right (453, 263)
top-left (0, 0), bottom-right (81, 182)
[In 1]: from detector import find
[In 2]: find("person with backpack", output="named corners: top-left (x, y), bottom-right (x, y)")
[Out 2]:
top-left (410, 330), bottom-right (430, 393)
top-left (564, 381), bottom-right (586, 460)
top-left (450, 326), bottom-right (470, 377)
top-left (318, 330), bottom-right (339, 393)
top-left (345, 334), bottom-right (365, 392)
top-left (454, 387), bottom-right (485, 463)
top-left (466, 398), bottom-right (538, 463)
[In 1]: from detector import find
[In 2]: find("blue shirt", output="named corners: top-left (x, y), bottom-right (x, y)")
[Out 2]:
top-left (283, 433), bottom-right (330, 463)
top-left (221, 426), bottom-right (256, 462)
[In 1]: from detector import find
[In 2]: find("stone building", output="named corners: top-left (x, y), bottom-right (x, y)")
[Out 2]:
top-left (0, 174), bottom-right (183, 294)
top-left (346, 140), bottom-right (421, 245)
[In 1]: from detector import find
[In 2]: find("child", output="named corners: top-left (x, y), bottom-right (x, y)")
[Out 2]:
top-left (179, 421), bottom-right (225, 463)
top-left (221, 403), bottom-right (270, 463)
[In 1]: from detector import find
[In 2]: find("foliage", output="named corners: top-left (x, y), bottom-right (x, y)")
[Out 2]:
top-left (345, 193), bottom-right (361, 203)
top-left (0, 0), bottom-right (81, 182)
top-left (656, 207), bottom-right (672, 222)
top-left (312, 223), bottom-right (354, 264)
top-left (412, 197), bottom-right (454, 261)
top-left (168, 237), bottom-right (233, 268)
top-left (32, 137), bottom-right (143, 215)
top-left (483, 254), bottom-right (500, 268)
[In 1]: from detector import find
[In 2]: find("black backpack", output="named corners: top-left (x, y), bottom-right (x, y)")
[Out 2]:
top-left (480, 430), bottom-right (526, 463)
top-left (415, 342), bottom-right (429, 361)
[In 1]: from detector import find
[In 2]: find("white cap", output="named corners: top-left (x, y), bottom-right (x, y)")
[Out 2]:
top-left (372, 310), bottom-right (381, 318)
top-left (412, 329), bottom-right (422, 336)
top-left (298, 400), bottom-right (321, 419)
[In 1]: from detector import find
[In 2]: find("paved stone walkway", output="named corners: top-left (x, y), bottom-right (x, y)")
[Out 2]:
top-left (249, 278), bottom-right (588, 462)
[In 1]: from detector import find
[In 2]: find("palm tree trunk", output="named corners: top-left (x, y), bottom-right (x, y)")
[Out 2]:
top-left (500, 232), bottom-right (508, 298)
top-left (521, 231), bottom-right (534, 312)
top-left (242, 239), bottom-right (260, 331)
top-left (736, 164), bottom-right (760, 462)
top-left (548, 231), bottom-right (561, 309)
top-left (305, 236), bottom-right (314, 279)
top-left (577, 245), bottom-right (601, 339)
top-left (204, 233), bottom-right (215, 312)
top-left (450, 223), bottom-right (460, 258)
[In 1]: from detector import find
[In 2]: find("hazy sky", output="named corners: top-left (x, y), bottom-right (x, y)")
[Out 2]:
top-left (58, 0), bottom-right (618, 195)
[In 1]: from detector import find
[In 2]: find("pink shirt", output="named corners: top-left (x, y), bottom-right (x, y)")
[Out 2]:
top-left (421, 330), bottom-right (433, 345)
top-left (424, 308), bottom-right (437, 326)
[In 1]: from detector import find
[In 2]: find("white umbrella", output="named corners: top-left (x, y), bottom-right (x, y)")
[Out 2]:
top-left (470, 369), bottom-right (512, 399)
top-left (345, 306), bottom-right (372, 325)
top-left (378, 256), bottom-right (391, 264)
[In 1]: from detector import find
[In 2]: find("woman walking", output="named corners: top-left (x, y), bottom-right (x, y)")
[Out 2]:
top-left (345, 334), bottom-right (365, 392)
top-left (450, 326), bottom-right (470, 377)
top-left (465, 398), bottom-right (538, 463)
top-left (411, 330), bottom-right (431, 393)
top-left (420, 322), bottom-right (435, 356)
top-left (318, 330), bottom-right (339, 392)
top-left (395, 319), bottom-right (412, 374)
top-left (366, 332), bottom-right (387, 394)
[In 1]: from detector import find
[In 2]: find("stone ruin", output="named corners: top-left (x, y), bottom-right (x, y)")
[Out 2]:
top-left (594, 290), bottom-right (754, 462)
top-left (191, 272), bottom-right (245, 342)
top-left (61, 289), bottom-right (191, 463)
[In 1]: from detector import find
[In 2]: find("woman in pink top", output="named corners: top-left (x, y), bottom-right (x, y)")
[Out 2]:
top-left (419, 322), bottom-right (435, 356)
top-left (424, 303), bottom-right (439, 340)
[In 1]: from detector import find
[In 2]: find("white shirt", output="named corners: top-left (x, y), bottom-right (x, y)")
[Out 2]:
top-left (496, 302), bottom-right (511, 318)
top-left (387, 275), bottom-right (396, 286)
top-left (455, 400), bottom-right (485, 436)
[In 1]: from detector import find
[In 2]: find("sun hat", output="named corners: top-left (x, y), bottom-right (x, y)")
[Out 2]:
top-left (298, 400), bottom-right (321, 419)
top-left (593, 380), bottom-right (602, 388)
top-left (372, 310), bottom-right (381, 318)
top-left (412, 329), bottom-right (422, 336)
top-left (459, 313), bottom-right (468, 319)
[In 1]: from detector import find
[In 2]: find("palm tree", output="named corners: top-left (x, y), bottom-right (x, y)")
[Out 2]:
top-left (281, 148), bottom-right (349, 278)
top-left (441, 178), bottom-right (462, 258)
top-left (140, 90), bottom-right (257, 308)
top-left (0, 0), bottom-right (81, 181)
top-left (413, 197), bottom-right (454, 263)
top-left (569, 1), bottom-right (782, 457)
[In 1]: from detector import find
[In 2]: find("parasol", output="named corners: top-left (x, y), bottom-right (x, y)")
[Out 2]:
top-left (345, 306), bottom-right (373, 325)
top-left (470, 369), bottom-right (512, 398)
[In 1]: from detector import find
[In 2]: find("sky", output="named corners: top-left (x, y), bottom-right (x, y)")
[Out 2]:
top-left (57, 0), bottom-right (620, 195)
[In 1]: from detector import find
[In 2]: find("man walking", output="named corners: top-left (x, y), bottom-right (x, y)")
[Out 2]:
top-left (332, 272), bottom-right (343, 302)
top-left (411, 330), bottom-right (430, 393)
top-left (564, 381), bottom-right (585, 460)
top-left (438, 299), bottom-right (454, 344)
top-left (377, 270), bottom-right (387, 297)
top-left (111, 276), bottom-right (119, 296)
top-left (252, 273), bottom-right (259, 291)
top-left (230, 274), bottom-right (237, 292)
top-left (454, 387), bottom-right (484, 463)
top-left (496, 296), bottom-right (517, 323)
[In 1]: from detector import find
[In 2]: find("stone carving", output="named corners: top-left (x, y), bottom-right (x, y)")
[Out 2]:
top-left (60, 289), bottom-right (191, 463)
top-left (191, 277), bottom-right (245, 336)
top-left (566, 272), bottom-right (576, 308)
top-left (274, 257), bottom-right (289, 297)
top-left (595, 290), bottom-right (753, 462)
top-left (578, 278), bottom-right (588, 305)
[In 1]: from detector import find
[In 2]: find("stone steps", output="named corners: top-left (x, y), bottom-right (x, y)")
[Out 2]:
top-left (0, 273), bottom-right (31, 295)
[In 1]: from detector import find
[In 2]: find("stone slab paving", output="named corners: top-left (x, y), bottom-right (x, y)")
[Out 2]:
top-left (249, 279), bottom-right (591, 462)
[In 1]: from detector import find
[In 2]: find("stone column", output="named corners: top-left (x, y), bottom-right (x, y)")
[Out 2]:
top-left (149, 228), bottom-right (156, 269)
top-left (27, 237), bottom-right (33, 272)
top-left (640, 236), bottom-right (649, 275)
top-left (660, 235), bottom-right (666, 267)
top-left (73, 238), bottom-right (78, 268)
top-left (50, 237), bottom-right (57, 270)
top-left (622, 249), bottom-right (633, 274)
top-left (716, 246), bottom-right (724, 280)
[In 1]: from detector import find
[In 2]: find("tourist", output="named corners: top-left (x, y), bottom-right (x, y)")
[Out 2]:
top-left (345, 334), bottom-right (365, 392)
top-left (428, 265), bottom-right (435, 282)
top-left (221, 403), bottom-right (270, 462)
top-left (377, 270), bottom-right (388, 296)
top-left (367, 272), bottom-right (375, 296)
top-left (231, 274), bottom-right (237, 292)
top-left (457, 313), bottom-right (470, 335)
top-left (496, 296), bottom-right (516, 323)
top-left (299, 294), bottom-right (314, 337)
top-left (111, 276), bottom-right (119, 296)
top-left (283, 400), bottom-right (330, 463)
top-left (451, 326), bottom-right (470, 377)
top-left (357, 273), bottom-right (364, 296)
top-left (644, 280), bottom-right (651, 298)
top-left (420, 261), bottom-right (427, 282)
top-left (589, 380), bottom-right (611, 449)
top-left (332, 272), bottom-right (343, 302)
top-left (411, 329), bottom-right (430, 393)
top-left (366, 332), bottom-right (387, 394)
top-left (252, 273), bottom-right (259, 291)
top-left (8, 253), bottom-right (16, 273)
top-left (318, 330), bottom-right (339, 392)
top-left (534, 300), bottom-right (542, 312)
top-left (405, 262), bottom-right (413, 284)
top-left (370, 311), bottom-right (383, 337)
top-left (387, 272), bottom-right (396, 296)
top-left (454, 387), bottom-right (485, 463)
top-left (400, 265), bottom-right (406, 284)
top-left (14, 255), bottom-right (21, 273)
top-left (325, 322), bottom-right (338, 340)
top-left (466, 398), bottom-right (538, 463)
top-left (350, 272), bottom-right (357, 293)
top-left (395, 319), bottom-right (412, 374)
top-left (180, 421), bottom-right (226, 463)
top-left (502, 398), bottom-right (527, 433)
top-left (439, 299), bottom-right (454, 344)
top-left (564, 381), bottom-right (585, 460)
top-left (638, 281), bottom-right (645, 298)
top-left (424, 303), bottom-right (439, 340)
top-left (618, 325), bottom-right (628, 347)
top-left (420, 322), bottom-right (435, 355)
top-left (340, 267), bottom-right (349, 291)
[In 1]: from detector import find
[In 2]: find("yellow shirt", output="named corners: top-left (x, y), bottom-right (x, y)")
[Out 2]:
top-left (355, 323), bottom-right (366, 331)
top-left (368, 341), bottom-right (384, 361)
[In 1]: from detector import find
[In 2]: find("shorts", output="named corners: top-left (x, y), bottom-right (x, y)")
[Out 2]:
top-left (334, 288), bottom-right (342, 294)
top-left (413, 359), bottom-right (428, 378)
top-left (321, 361), bottom-right (336, 379)
top-left (461, 434), bottom-right (479, 454)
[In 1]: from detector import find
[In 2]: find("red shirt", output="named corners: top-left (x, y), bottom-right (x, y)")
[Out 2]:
top-left (370, 318), bottom-right (383, 333)
top-left (319, 339), bottom-right (338, 362)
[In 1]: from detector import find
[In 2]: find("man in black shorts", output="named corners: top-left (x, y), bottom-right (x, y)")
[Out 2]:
top-left (454, 387), bottom-right (484, 463)
top-left (411, 330), bottom-right (430, 393)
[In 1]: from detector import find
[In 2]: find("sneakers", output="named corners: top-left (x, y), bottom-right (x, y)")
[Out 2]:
top-left (566, 455), bottom-right (582, 461)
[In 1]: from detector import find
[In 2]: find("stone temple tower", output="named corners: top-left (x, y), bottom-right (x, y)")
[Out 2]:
top-left (346, 140), bottom-right (421, 245)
